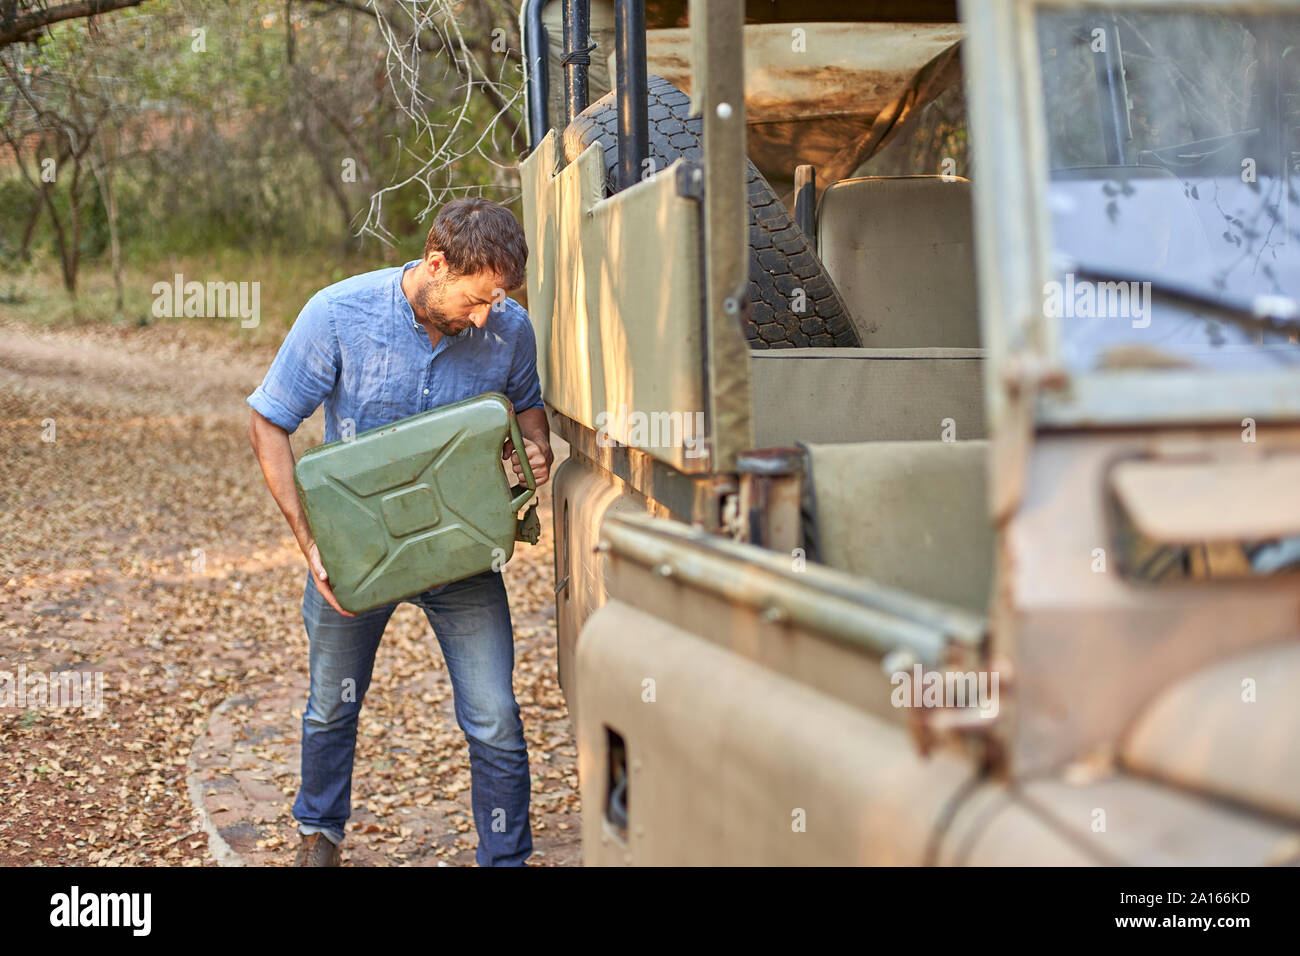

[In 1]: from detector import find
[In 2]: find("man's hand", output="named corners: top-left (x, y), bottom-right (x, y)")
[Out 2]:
top-left (508, 405), bottom-right (553, 486)
top-left (504, 435), bottom-right (550, 485)
top-left (305, 540), bottom-right (355, 618)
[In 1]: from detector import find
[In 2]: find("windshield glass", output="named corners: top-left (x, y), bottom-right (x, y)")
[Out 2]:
top-left (1035, 7), bottom-right (1300, 371)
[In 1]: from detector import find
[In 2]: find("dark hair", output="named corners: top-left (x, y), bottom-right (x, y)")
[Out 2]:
top-left (423, 198), bottom-right (528, 291)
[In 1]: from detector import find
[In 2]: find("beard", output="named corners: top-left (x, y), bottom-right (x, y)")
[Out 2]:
top-left (415, 272), bottom-right (469, 336)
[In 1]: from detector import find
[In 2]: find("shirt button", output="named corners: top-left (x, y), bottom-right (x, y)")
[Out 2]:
top-left (423, 388), bottom-right (429, 395)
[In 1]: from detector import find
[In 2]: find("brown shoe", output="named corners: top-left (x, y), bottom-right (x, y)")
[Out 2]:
top-left (294, 832), bottom-right (342, 867)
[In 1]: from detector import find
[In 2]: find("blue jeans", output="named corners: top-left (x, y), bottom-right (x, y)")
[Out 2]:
top-left (292, 568), bottom-right (532, 866)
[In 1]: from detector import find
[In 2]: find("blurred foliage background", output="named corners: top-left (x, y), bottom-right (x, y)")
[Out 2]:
top-left (0, 0), bottom-right (526, 336)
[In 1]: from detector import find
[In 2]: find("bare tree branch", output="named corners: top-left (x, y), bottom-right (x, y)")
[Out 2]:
top-left (0, 0), bottom-right (147, 50)
top-left (304, 0), bottom-right (527, 227)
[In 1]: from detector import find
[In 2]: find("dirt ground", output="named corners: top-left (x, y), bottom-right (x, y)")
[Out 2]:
top-left (0, 317), bottom-right (581, 866)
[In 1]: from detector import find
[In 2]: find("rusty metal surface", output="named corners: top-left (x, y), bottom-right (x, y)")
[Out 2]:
top-left (646, 22), bottom-right (961, 123)
top-left (639, 1), bottom-right (960, 29)
top-left (641, 22), bottom-right (963, 189)
top-left (538, 14), bottom-right (964, 191)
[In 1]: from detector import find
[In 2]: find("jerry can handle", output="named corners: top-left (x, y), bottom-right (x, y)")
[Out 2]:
top-left (507, 404), bottom-right (537, 513)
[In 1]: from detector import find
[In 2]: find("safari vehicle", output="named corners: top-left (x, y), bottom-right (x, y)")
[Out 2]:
top-left (517, 0), bottom-right (1300, 864)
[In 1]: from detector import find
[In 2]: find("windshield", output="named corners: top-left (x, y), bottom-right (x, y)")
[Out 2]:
top-left (1035, 7), bottom-right (1300, 371)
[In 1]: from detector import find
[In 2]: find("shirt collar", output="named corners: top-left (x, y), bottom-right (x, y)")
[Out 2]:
top-left (399, 260), bottom-right (422, 333)
top-left (399, 259), bottom-right (474, 352)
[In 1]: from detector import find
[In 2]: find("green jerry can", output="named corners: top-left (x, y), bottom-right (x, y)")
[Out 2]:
top-left (293, 391), bottom-right (537, 614)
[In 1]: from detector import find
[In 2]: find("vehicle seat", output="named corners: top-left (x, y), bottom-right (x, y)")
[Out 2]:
top-left (750, 347), bottom-right (985, 446)
top-left (816, 175), bottom-right (980, 348)
top-left (802, 439), bottom-right (993, 613)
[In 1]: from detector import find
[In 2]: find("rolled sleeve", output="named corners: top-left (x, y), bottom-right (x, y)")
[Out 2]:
top-left (246, 293), bottom-right (340, 434)
top-left (505, 311), bottom-right (544, 413)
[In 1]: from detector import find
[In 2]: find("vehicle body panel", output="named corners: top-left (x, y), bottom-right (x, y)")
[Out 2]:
top-left (577, 599), bottom-right (974, 865)
top-left (997, 427), bottom-right (1300, 776)
top-left (519, 132), bottom-right (713, 472)
top-left (521, 0), bottom-right (1300, 865)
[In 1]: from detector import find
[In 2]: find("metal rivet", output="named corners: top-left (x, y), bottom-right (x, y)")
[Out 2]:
top-left (655, 563), bottom-right (673, 577)
top-left (723, 297), bottom-right (739, 315)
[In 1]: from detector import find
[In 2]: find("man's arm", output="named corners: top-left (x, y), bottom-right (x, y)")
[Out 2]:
top-left (245, 293), bottom-right (348, 613)
top-left (502, 305), bottom-right (552, 486)
top-left (509, 405), bottom-right (553, 486)
top-left (248, 408), bottom-right (354, 617)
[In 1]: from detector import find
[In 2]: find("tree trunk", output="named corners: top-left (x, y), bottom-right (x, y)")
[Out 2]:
top-left (18, 195), bottom-right (42, 260)
top-left (90, 147), bottom-right (124, 317)
top-left (37, 176), bottom-right (75, 295)
top-left (65, 162), bottom-right (83, 297)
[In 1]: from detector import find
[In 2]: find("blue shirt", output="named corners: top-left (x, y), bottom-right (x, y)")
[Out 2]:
top-left (247, 260), bottom-right (543, 442)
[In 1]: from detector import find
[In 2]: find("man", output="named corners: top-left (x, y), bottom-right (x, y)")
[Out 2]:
top-left (246, 198), bottom-right (552, 867)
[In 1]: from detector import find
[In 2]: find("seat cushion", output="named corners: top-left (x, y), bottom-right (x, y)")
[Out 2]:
top-left (751, 347), bottom-right (986, 446)
top-left (803, 439), bottom-right (993, 612)
top-left (817, 175), bottom-right (979, 348)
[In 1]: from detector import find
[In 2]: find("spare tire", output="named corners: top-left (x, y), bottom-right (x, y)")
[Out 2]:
top-left (563, 75), bottom-right (861, 349)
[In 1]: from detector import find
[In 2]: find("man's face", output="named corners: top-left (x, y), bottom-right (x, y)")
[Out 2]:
top-left (413, 254), bottom-right (504, 336)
